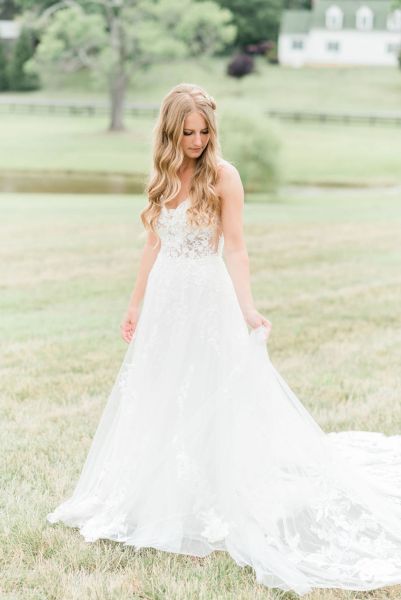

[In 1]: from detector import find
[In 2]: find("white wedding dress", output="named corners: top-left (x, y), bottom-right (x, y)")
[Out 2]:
top-left (48, 198), bottom-right (401, 597)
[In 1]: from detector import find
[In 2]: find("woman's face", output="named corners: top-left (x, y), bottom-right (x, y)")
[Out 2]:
top-left (181, 111), bottom-right (210, 159)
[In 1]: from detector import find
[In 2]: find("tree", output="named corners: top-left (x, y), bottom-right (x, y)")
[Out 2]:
top-left (0, 40), bottom-right (9, 90)
top-left (282, 0), bottom-right (311, 9)
top-left (23, 0), bottom-right (236, 131)
top-left (8, 26), bottom-right (40, 90)
top-left (0, 0), bottom-right (19, 19)
top-left (215, 0), bottom-right (283, 47)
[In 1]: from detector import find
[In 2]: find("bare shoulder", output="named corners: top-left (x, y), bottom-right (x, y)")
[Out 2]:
top-left (216, 159), bottom-right (243, 202)
top-left (217, 158), bottom-right (240, 183)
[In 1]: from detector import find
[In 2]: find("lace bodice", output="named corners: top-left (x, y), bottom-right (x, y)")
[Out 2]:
top-left (156, 199), bottom-right (224, 259)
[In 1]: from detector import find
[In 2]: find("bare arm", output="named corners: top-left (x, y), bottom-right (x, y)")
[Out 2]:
top-left (218, 162), bottom-right (272, 332)
top-left (120, 230), bottom-right (160, 343)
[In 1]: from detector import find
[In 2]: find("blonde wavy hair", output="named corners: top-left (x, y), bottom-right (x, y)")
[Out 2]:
top-left (140, 83), bottom-right (223, 245)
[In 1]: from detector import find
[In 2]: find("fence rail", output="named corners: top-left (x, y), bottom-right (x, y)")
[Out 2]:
top-left (266, 109), bottom-right (401, 126)
top-left (0, 97), bottom-right (159, 116)
top-left (2, 99), bottom-right (401, 126)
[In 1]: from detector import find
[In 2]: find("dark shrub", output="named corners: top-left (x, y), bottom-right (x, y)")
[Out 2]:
top-left (244, 40), bottom-right (272, 55)
top-left (226, 53), bottom-right (254, 79)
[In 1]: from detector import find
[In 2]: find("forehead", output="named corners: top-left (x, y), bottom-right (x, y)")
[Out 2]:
top-left (183, 111), bottom-right (208, 129)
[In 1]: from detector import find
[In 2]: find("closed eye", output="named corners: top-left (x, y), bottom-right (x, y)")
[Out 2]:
top-left (183, 130), bottom-right (209, 136)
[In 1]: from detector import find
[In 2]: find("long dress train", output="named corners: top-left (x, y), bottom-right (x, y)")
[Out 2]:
top-left (47, 198), bottom-right (401, 597)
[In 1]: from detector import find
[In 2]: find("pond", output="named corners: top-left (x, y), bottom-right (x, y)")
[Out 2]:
top-left (1, 169), bottom-right (400, 197)
top-left (0, 169), bottom-right (146, 194)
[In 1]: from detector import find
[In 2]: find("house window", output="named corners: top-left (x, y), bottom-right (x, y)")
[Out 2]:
top-left (325, 5), bottom-right (343, 30)
top-left (386, 43), bottom-right (400, 54)
top-left (387, 10), bottom-right (401, 32)
top-left (291, 39), bottom-right (304, 50)
top-left (327, 41), bottom-right (340, 52)
top-left (356, 6), bottom-right (374, 30)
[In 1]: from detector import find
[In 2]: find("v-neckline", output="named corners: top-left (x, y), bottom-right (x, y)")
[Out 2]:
top-left (163, 198), bottom-right (189, 212)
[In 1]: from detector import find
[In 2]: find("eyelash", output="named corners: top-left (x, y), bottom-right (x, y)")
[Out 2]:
top-left (183, 131), bottom-right (209, 136)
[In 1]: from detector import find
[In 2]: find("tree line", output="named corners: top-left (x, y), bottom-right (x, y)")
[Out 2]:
top-left (2, 0), bottom-right (399, 133)
top-left (0, 0), bottom-right (311, 130)
top-left (1, 0), bottom-right (312, 49)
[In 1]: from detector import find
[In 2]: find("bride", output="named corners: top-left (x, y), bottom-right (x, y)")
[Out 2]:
top-left (47, 83), bottom-right (401, 597)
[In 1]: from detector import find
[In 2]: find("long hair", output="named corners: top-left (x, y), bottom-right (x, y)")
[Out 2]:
top-left (140, 83), bottom-right (222, 245)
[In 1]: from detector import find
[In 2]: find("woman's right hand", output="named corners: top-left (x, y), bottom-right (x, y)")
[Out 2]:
top-left (120, 304), bottom-right (140, 344)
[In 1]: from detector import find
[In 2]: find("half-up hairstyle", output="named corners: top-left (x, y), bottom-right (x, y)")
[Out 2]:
top-left (140, 83), bottom-right (222, 244)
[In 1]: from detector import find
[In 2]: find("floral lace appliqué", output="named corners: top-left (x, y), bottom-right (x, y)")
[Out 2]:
top-left (156, 201), bottom-right (224, 259)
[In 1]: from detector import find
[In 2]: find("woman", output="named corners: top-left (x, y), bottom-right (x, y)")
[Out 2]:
top-left (48, 83), bottom-right (401, 597)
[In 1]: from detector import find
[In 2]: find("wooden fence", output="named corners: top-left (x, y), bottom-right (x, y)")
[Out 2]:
top-left (1, 99), bottom-right (401, 126)
top-left (0, 98), bottom-right (159, 116)
top-left (266, 109), bottom-right (401, 126)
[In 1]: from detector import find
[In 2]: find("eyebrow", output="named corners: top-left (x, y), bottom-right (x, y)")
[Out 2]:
top-left (183, 127), bottom-right (209, 131)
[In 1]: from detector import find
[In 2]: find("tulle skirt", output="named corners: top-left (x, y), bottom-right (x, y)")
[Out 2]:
top-left (48, 253), bottom-right (401, 596)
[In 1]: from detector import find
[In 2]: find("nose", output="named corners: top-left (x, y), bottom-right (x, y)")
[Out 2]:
top-left (194, 133), bottom-right (202, 147)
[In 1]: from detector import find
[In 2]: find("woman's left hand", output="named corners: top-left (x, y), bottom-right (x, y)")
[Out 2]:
top-left (244, 308), bottom-right (272, 336)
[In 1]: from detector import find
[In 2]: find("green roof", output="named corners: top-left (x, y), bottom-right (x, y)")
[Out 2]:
top-left (281, 0), bottom-right (394, 34)
top-left (281, 10), bottom-right (311, 34)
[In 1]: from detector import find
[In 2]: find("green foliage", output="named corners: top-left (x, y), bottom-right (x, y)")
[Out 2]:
top-left (266, 41), bottom-right (278, 64)
top-left (14, 0), bottom-right (55, 11)
top-left (8, 27), bottom-right (41, 90)
top-left (0, 0), bottom-right (19, 18)
top-left (215, 0), bottom-right (282, 47)
top-left (26, 0), bottom-right (236, 97)
top-left (23, 0), bottom-right (237, 129)
top-left (0, 40), bottom-right (9, 90)
top-left (174, 1), bottom-right (236, 56)
top-left (27, 0), bottom-right (236, 74)
top-left (282, 0), bottom-right (311, 8)
top-left (219, 111), bottom-right (281, 192)
top-left (27, 6), bottom-right (107, 75)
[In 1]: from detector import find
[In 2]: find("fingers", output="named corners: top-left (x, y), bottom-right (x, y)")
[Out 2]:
top-left (120, 320), bottom-right (135, 343)
top-left (262, 318), bottom-right (272, 330)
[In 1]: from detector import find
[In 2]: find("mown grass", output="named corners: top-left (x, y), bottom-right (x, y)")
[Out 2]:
top-left (4, 58), bottom-right (401, 113)
top-left (1, 191), bottom-right (401, 599)
top-left (1, 59), bottom-right (401, 187)
top-left (1, 113), bottom-right (401, 187)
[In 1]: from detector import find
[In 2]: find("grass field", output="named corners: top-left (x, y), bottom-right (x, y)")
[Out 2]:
top-left (1, 60), bottom-right (401, 187)
top-left (1, 191), bottom-right (401, 600)
top-left (4, 59), bottom-right (401, 113)
top-left (1, 114), bottom-right (401, 187)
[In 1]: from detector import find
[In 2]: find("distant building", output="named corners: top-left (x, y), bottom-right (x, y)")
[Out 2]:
top-left (278, 1), bottom-right (401, 66)
top-left (0, 19), bottom-right (21, 41)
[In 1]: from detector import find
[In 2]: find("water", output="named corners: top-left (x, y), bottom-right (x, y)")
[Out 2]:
top-left (0, 170), bottom-right (145, 194)
top-left (1, 170), bottom-right (400, 197)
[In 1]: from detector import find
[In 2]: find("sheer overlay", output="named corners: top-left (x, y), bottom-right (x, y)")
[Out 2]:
top-left (48, 199), bottom-right (401, 596)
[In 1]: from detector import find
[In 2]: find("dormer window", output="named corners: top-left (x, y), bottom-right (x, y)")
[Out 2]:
top-left (326, 5), bottom-right (343, 30)
top-left (356, 6), bottom-right (374, 31)
top-left (387, 9), bottom-right (401, 32)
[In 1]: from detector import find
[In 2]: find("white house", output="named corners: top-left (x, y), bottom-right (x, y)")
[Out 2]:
top-left (0, 20), bottom-right (21, 40)
top-left (278, 1), bottom-right (401, 66)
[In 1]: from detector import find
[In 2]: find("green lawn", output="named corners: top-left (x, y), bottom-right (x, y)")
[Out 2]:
top-left (1, 113), bottom-right (400, 187)
top-left (1, 191), bottom-right (401, 599)
top-left (1, 59), bottom-right (401, 187)
top-left (3, 58), bottom-right (401, 113)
